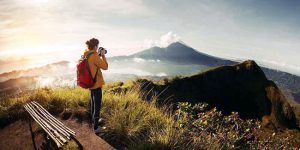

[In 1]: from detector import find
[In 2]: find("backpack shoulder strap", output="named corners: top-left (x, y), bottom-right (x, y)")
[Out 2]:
top-left (86, 51), bottom-right (94, 59)
top-left (86, 51), bottom-right (98, 82)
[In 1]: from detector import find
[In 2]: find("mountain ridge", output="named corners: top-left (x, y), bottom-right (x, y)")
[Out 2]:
top-left (124, 60), bottom-right (298, 129)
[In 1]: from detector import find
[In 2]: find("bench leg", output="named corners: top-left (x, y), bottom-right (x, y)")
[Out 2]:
top-left (27, 118), bottom-right (37, 150)
top-left (71, 136), bottom-right (83, 150)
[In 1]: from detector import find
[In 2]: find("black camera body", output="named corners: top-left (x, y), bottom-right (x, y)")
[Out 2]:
top-left (97, 47), bottom-right (107, 56)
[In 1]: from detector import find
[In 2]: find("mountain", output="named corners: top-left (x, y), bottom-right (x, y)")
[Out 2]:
top-left (0, 61), bottom-right (70, 82)
top-left (0, 76), bottom-right (37, 95)
top-left (262, 68), bottom-right (300, 103)
top-left (111, 41), bottom-right (236, 66)
top-left (0, 61), bottom-right (75, 95)
top-left (108, 41), bottom-right (300, 104)
top-left (129, 60), bottom-right (298, 129)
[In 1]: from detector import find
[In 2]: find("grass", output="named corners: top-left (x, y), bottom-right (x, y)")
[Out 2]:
top-left (101, 86), bottom-right (184, 149)
top-left (1, 80), bottom-right (300, 149)
top-left (0, 87), bottom-right (90, 127)
top-left (0, 83), bottom-right (187, 149)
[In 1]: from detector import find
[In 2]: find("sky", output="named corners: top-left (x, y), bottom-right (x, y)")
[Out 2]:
top-left (0, 0), bottom-right (300, 75)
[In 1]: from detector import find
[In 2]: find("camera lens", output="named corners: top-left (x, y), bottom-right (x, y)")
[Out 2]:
top-left (97, 47), bottom-right (107, 55)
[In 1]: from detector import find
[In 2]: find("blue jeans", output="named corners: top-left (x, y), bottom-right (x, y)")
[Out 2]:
top-left (90, 87), bottom-right (102, 129)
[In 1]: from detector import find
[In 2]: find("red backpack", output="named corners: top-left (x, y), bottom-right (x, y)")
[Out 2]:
top-left (76, 52), bottom-right (98, 88)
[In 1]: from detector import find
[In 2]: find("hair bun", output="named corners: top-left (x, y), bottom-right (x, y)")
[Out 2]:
top-left (85, 38), bottom-right (99, 50)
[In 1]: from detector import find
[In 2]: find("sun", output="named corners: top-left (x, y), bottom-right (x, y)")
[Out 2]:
top-left (32, 0), bottom-right (49, 3)
top-left (27, 0), bottom-right (50, 7)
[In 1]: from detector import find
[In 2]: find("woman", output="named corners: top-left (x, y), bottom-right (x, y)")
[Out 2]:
top-left (84, 38), bottom-right (108, 133)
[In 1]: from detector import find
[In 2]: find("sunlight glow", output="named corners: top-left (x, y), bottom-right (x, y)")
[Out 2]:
top-left (31, 0), bottom-right (50, 5)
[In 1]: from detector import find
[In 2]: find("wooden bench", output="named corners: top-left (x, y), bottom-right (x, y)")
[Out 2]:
top-left (24, 101), bottom-right (77, 148)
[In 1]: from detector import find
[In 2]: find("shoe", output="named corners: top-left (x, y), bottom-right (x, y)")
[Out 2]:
top-left (94, 126), bottom-right (101, 134)
top-left (94, 126), bottom-right (107, 134)
top-left (98, 118), bottom-right (104, 124)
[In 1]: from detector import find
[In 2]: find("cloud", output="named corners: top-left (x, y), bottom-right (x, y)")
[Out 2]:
top-left (142, 32), bottom-right (180, 49)
top-left (133, 57), bottom-right (145, 62)
top-left (107, 68), bottom-right (152, 76)
top-left (259, 59), bottom-right (300, 76)
top-left (156, 72), bottom-right (167, 77)
top-left (0, 0), bottom-right (153, 53)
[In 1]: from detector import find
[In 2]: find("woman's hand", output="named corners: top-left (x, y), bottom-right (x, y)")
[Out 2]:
top-left (100, 51), bottom-right (106, 58)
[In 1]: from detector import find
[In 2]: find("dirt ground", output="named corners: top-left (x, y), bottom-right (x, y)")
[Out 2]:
top-left (0, 119), bottom-right (115, 150)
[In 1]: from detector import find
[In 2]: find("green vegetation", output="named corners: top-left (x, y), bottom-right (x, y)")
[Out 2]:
top-left (175, 102), bottom-right (299, 149)
top-left (0, 80), bottom-right (300, 149)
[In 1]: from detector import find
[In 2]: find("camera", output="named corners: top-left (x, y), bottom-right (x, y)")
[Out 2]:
top-left (97, 47), bottom-right (107, 56)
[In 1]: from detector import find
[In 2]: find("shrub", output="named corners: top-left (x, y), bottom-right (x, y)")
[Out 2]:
top-left (175, 102), bottom-right (300, 149)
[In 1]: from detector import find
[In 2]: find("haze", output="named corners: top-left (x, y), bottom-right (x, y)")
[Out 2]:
top-left (0, 0), bottom-right (300, 75)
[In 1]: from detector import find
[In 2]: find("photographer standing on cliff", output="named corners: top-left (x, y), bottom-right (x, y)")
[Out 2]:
top-left (77, 38), bottom-right (108, 134)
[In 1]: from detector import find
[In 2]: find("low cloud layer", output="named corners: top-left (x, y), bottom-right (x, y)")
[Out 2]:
top-left (259, 59), bottom-right (300, 76)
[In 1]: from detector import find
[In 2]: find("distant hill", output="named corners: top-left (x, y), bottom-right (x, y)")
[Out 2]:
top-left (0, 76), bottom-right (37, 95)
top-left (0, 61), bottom-right (74, 95)
top-left (0, 61), bottom-right (70, 82)
top-left (262, 68), bottom-right (300, 103)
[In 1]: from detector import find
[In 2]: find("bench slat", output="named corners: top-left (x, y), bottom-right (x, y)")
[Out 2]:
top-left (24, 104), bottom-right (64, 147)
top-left (24, 101), bottom-right (76, 148)
top-left (32, 101), bottom-right (76, 136)
top-left (27, 103), bottom-right (68, 143)
top-left (30, 102), bottom-right (72, 139)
